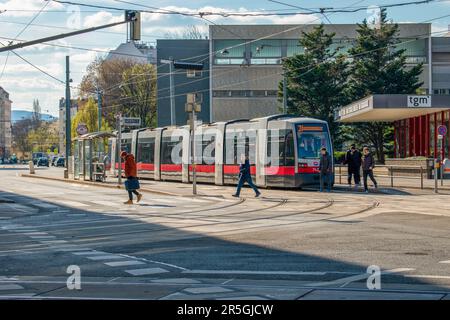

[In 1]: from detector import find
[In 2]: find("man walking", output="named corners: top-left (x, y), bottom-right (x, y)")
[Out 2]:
top-left (362, 147), bottom-right (378, 193)
top-left (319, 147), bottom-right (333, 192)
top-left (121, 151), bottom-right (143, 204)
top-left (232, 155), bottom-right (261, 198)
top-left (344, 144), bottom-right (362, 188)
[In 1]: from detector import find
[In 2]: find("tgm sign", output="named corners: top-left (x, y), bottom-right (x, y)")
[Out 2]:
top-left (407, 95), bottom-right (432, 108)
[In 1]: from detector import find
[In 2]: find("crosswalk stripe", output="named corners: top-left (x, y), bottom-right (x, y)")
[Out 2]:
top-left (439, 260), bottom-right (450, 264)
top-left (125, 267), bottom-right (169, 276)
top-left (0, 284), bottom-right (24, 291)
top-left (57, 201), bottom-right (89, 207)
top-left (87, 255), bottom-right (125, 261)
top-left (73, 251), bottom-right (108, 256)
top-left (34, 203), bottom-right (59, 208)
top-left (104, 260), bottom-right (146, 267)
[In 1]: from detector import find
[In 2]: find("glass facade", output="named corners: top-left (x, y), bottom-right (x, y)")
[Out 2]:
top-left (213, 38), bottom-right (427, 65)
top-left (394, 110), bottom-right (450, 159)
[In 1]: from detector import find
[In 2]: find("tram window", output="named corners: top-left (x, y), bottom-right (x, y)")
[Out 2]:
top-left (297, 124), bottom-right (331, 159)
top-left (247, 130), bottom-right (256, 165)
top-left (225, 130), bottom-right (248, 165)
top-left (267, 129), bottom-right (295, 166)
top-left (137, 137), bottom-right (155, 164)
top-left (161, 135), bottom-right (183, 164)
top-left (121, 139), bottom-right (131, 154)
top-left (225, 131), bottom-right (238, 164)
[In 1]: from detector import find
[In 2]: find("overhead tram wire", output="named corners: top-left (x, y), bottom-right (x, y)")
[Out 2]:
top-left (0, 1), bottom-right (50, 80)
top-left (99, 27), bottom-right (449, 113)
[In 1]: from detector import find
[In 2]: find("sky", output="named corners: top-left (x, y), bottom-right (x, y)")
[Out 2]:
top-left (0, 0), bottom-right (450, 116)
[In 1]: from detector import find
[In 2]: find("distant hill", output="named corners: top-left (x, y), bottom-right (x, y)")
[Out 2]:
top-left (12, 110), bottom-right (57, 123)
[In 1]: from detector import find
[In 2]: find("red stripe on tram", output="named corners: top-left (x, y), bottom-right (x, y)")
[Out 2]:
top-left (189, 165), bottom-right (215, 173)
top-left (264, 166), bottom-right (296, 175)
top-left (137, 163), bottom-right (155, 171)
top-left (160, 164), bottom-right (183, 172)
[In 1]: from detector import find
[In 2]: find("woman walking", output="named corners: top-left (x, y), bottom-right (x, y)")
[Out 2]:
top-left (121, 151), bottom-right (142, 204)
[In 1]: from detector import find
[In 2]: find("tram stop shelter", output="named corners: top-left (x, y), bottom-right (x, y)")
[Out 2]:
top-left (335, 94), bottom-right (450, 159)
top-left (72, 131), bottom-right (116, 182)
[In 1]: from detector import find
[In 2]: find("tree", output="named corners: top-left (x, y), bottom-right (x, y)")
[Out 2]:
top-left (347, 9), bottom-right (423, 162)
top-left (280, 24), bottom-right (349, 144)
top-left (31, 99), bottom-right (41, 129)
top-left (78, 57), bottom-right (136, 125)
top-left (71, 97), bottom-right (111, 138)
top-left (164, 25), bottom-right (207, 39)
top-left (27, 122), bottom-right (58, 153)
top-left (120, 63), bottom-right (157, 128)
top-left (11, 118), bottom-right (33, 155)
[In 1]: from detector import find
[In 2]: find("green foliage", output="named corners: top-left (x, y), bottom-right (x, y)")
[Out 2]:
top-left (71, 97), bottom-right (112, 138)
top-left (120, 63), bottom-right (157, 128)
top-left (346, 9), bottom-right (423, 163)
top-left (27, 122), bottom-right (58, 153)
top-left (281, 24), bottom-right (349, 142)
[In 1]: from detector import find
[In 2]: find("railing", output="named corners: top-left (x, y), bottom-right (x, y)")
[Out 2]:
top-left (335, 164), bottom-right (434, 190)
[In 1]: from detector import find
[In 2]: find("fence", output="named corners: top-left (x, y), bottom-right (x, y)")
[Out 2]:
top-left (334, 164), bottom-right (449, 190)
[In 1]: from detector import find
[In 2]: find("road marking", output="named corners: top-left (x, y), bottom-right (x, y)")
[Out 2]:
top-left (57, 201), bottom-right (89, 207)
top-left (439, 260), bottom-right (450, 264)
top-left (40, 240), bottom-right (68, 244)
top-left (183, 270), bottom-right (327, 276)
top-left (151, 278), bottom-right (201, 284)
top-left (91, 200), bottom-right (120, 207)
top-left (87, 255), bottom-right (125, 261)
top-left (29, 236), bottom-right (56, 239)
top-left (73, 251), bottom-right (109, 256)
top-left (404, 275), bottom-right (450, 280)
top-left (0, 284), bottom-right (24, 291)
top-left (104, 260), bottom-right (146, 267)
top-left (23, 232), bottom-right (48, 236)
top-left (125, 267), bottom-right (169, 276)
top-left (34, 203), bottom-right (59, 208)
top-left (184, 286), bottom-right (233, 294)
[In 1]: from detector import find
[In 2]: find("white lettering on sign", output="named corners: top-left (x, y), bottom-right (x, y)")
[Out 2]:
top-left (338, 99), bottom-right (370, 117)
top-left (407, 95), bottom-right (431, 108)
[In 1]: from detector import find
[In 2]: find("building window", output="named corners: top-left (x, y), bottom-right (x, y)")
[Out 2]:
top-left (213, 90), bottom-right (278, 98)
top-left (186, 69), bottom-right (202, 78)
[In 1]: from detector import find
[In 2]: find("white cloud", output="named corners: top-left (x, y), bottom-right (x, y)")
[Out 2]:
top-left (0, 0), bottom-right (63, 17)
top-left (83, 11), bottom-right (125, 32)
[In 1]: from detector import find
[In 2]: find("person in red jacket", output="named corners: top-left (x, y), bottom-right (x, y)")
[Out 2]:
top-left (121, 151), bottom-right (142, 204)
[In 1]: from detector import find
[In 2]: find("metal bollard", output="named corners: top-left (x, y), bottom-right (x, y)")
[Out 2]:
top-left (28, 161), bottom-right (35, 174)
top-left (434, 159), bottom-right (439, 194)
top-left (420, 166), bottom-right (424, 189)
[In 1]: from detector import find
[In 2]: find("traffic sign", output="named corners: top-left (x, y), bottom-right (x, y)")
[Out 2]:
top-left (121, 117), bottom-right (141, 127)
top-left (76, 123), bottom-right (88, 135)
top-left (437, 125), bottom-right (447, 136)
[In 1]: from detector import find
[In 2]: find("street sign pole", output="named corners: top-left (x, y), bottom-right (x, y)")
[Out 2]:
top-left (117, 113), bottom-right (122, 186)
top-left (437, 125), bottom-right (447, 187)
top-left (192, 106), bottom-right (197, 195)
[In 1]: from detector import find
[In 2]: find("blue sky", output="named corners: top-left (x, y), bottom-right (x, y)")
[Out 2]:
top-left (0, 0), bottom-right (449, 115)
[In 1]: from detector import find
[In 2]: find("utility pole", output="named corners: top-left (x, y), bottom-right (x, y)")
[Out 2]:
top-left (97, 87), bottom-right (102, 131)
top-left (283, 74), bottom-right (288, 114)
top-left (169, 58), bottom-right (175, 126)
top-left (117, 113), bottom-right (122, 186)
top-left (65, 55), bottom-right (71, 167)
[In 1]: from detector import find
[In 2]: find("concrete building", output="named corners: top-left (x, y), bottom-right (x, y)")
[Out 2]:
top-left (0, 86), bottom-right (12, 159)
top-left (157, 23), bottom-right (437, 124)
top-left (209, 24), bottom-right (432, 122)
top-left (157, 39), bottom-right (210, 127)
top-left (107, 41), bottom-right (157, 64)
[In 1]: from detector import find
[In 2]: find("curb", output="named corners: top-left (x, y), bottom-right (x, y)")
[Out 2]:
top-left (20, 173), bottom-right (181, 197)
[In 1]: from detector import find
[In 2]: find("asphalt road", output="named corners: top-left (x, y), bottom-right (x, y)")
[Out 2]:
top-left (0, 166), bottom-right (449, 300)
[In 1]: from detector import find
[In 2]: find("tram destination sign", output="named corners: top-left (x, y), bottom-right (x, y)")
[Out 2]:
top-left (121, 117), bottom-right (141, 127)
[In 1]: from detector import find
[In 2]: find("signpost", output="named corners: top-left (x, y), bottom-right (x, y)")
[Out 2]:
top-left (437, 125), bottom-right (447, 187)
top-left (186, 93), bottom-right (202, 195)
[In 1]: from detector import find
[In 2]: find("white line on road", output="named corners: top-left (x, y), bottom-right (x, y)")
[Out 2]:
top-left (104, 261), bottom-right (146, 267)
top-left (87, 255), bottom-right (126, 261)
top-left (125, 267), bottom-right (169, 276)
top-left (182, 270), bottom-right (327, 276)
top-left (73, 251), bottom-right (109, 256)
top-left (0, 284), bottom-right (24, 291)
top-left (439, 260), bottom-right (450, 264)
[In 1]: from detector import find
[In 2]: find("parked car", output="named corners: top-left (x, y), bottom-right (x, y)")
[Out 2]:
top-left (36, 157), bottom-right (49, 167)
top-left (55, 157), bottom-right (65, 167)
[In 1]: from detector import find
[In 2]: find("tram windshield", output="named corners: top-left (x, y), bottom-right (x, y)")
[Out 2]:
top-left (296, 124), bottom-right (331, 160)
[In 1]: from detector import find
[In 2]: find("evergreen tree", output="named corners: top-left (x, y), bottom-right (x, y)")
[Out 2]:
top-left (347, 9), bottom-right (423, 163)
top-left (31, 99), bottom-right (41, 129)
top-left (280, 24), bottom-right (349, 144)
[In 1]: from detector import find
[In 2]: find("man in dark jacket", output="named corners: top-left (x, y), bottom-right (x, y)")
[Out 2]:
top-left (344, 144), bottom-right (362, 188)
top-left (362, 147), bottom-right (378, 193)
top-left (319, 147), bottom-right (333, 192)
top-left (232, 155), bottom-right (261, 198)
